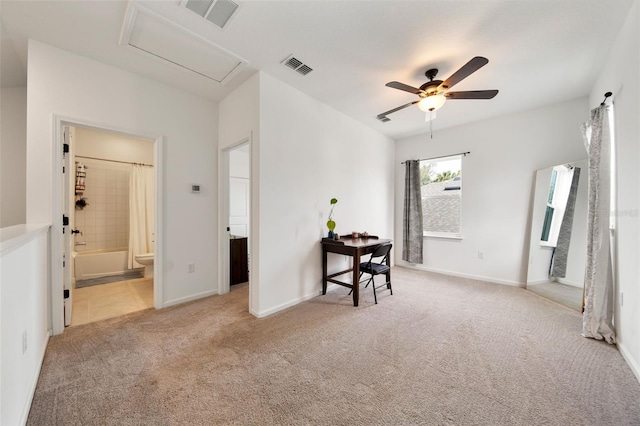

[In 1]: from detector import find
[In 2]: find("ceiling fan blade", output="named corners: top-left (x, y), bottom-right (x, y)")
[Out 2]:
top-left (440, 57), bottom-right (489, 90)
top-left (377, 100), bottom-right (420, 121)
top-left (445, 90), bottom-right (498, 99)
top-left (385, 81), bottom-right (425, 95)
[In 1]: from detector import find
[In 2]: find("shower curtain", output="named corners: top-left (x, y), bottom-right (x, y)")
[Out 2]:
top-left (128, 165), bottom-right (155, 269)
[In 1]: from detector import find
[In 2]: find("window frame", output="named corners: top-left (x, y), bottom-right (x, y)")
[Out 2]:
top-left (419, 154), bottom-right (463, 239)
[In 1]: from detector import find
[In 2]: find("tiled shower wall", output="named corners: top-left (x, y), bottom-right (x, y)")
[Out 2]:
top-left (74, 158), bottom-right (130, 252)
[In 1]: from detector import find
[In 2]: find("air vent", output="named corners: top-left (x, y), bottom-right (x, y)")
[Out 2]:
top-left (282, 55), bottom-right (313, 76)
top-left (377, 115), bottom-right (390, 123)
top-left (297, 64), bottom-right (313, 76)
top-left (183, 0), bottom-right (240, 29)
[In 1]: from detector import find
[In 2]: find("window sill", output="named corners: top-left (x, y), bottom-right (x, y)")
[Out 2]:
top-left (423, 233), bottom-right (463, 240)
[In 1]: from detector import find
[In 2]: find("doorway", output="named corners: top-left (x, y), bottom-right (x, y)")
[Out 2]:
top-left (68, 126), bottom-right (155, 325)
top-left (52, 115), bottom-right (163, 334)
top-left (220, 140), bottom-right (251, 300)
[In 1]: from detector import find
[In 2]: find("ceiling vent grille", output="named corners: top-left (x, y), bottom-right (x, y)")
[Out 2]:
top-left (282, 55), bottom-right (313, 76)
top-left (183, 0), bottom-right (240, 29)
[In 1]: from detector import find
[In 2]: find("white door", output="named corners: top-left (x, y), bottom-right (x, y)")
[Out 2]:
top-left (229, 177), bottom-right (249, 238)
top-left (62, 126), bottom-right (73, 326)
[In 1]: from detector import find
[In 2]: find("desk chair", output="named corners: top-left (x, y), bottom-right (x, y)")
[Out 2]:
top-left (351, 243), bottom-right (393, 304)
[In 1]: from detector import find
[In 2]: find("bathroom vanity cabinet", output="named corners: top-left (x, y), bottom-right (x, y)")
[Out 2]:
top-left (230, 236), bottom-right (248, 285)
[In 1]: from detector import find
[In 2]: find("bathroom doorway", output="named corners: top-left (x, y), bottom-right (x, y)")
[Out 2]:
top-left (66, 125), bottom-right (156, 326)
top-left (229, 143), bottom-right (250, 287)
top-left (220, 140), bottom-right (251, 304)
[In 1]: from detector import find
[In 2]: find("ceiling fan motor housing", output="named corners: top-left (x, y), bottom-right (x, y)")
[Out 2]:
top-left (419, 81), bottom-right (442, 95)
top-left (420, 69), bottom-right (442, 95)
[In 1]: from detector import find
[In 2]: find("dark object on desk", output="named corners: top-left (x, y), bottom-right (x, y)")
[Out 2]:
top-left (358, 243), bottom-right (393, 304)
top-left (321, 235), bottom-right (390, 306)
top-left (321, 235), bottom-right (379, 245)
top-left (230, 237), bottom-right (248, 285)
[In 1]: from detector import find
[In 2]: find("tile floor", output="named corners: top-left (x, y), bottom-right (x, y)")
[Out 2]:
top-left (71, 277), bottom-right (154, 326)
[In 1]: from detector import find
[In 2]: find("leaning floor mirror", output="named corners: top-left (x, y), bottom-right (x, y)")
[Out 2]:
top-left (526, 159), bottom-right (588, 311)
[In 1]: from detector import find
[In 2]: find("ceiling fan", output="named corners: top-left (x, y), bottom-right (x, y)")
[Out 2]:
top-left (377, 56), bottom-right (498, 122)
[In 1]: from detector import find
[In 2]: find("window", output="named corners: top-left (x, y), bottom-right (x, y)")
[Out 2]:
top-left (420, 155), bottom-right (462, 238)
top-left (540, 165), bottom-right (574, 247)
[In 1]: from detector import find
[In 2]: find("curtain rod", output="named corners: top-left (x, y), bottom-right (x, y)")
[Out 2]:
top-left (75, 155), bottom-right (153, 167)
top-left (600, 91), bottom-right (612, 105)
top-left (401, 151), bottom-right (470, 164)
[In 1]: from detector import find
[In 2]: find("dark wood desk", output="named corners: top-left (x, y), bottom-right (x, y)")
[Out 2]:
top-left (321, 236), bottom-right (392, 306)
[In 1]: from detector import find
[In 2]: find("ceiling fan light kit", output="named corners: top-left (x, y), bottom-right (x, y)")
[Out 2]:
top-left (417, 94), bottom-right (446, 112)
top-left (378, 56), bottom-right (498, 122)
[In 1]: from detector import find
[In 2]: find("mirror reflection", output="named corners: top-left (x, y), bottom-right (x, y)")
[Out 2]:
top-left (527, 159), bottom-right (588, 311)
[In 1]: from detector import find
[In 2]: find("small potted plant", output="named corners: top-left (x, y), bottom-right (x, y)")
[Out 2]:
top-left (327, 198), bottom-right (338, 237)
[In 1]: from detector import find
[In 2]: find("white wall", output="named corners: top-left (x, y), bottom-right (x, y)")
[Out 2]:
top-left (219, 72), bottom-right (260, 311)
top-left (229, 148), bottom-right (250, 178)
top-left (0, 225), bottom-right (50, 426)
top-left (75, 126), bottom-right (154, 164)
top-left (589, 0), bottom-right (639, 381)
top-left (395, 97), bottom-right (589, 285)
top-left (26, 41), bottom-right (219, 320)
top-left (0, 87), bottom-right (27, 227)
top-left (219, 72), bottom-right (395, 317)
top-left (258, 72), bottom-right (395, 316)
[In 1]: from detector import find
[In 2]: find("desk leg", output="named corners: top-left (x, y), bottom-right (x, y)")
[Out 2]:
top-left (322, 246), bottom-right (328, 295)
top-left (352, 253), bottom-right (360, 307)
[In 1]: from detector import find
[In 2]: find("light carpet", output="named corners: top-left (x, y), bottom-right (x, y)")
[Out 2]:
top-left (28, 267), bottom-right (640, 425)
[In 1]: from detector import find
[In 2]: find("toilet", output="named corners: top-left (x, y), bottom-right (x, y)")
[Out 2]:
top-left (134, 253), bottom-right (154, 278)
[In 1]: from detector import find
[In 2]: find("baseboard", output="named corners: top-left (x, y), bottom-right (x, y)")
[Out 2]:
top-left (527, 278), bottom-right (583, 288)
top-left (618, 342), bottom-right (640, 384)
top-left (557, 278), bottom-right (583, 288)
top-left (254, 290), bottom-right (321, 318)
top-left (527, 279), bottom-right (552, 286)
top-left (163, 289), bottom-right (218, 308)
top-left (21, 331), bottom-right (50, 426)
top-left (397, 262), bottom-right (524, 287)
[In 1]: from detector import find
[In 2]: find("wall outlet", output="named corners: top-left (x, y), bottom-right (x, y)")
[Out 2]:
top-left (22, 330), bottom-right (27, 354)
top-left (477, 251), bottom-right (484, 260)
top-left (188, 263), bottom-right (195, 273)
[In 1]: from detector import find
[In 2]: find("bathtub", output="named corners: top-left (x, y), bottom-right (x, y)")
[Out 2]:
top-left (73, 248), bottom-right (132, 280)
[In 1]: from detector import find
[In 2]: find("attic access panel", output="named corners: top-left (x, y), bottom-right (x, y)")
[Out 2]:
top-left (120, 3), bottom-right (247, 84)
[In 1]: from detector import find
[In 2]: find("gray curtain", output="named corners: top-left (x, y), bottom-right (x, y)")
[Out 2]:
top-left (402, 160), bottom-right (423, 263)
top-left (581, 105), bottom-right (615, 344)
top-left (551, 167), bottom-right (581, 278)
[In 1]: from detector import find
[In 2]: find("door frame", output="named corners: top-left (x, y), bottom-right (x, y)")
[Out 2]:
top-left (51, 114), bottom-right (164, 335)
top-left (218, 138), bottom-right (251, 300)
top-left (62, 126), bottom-right (73, 326)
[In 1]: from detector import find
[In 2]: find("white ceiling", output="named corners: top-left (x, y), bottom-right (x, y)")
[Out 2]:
top-left (0, 0), bottom-right (633, 139)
